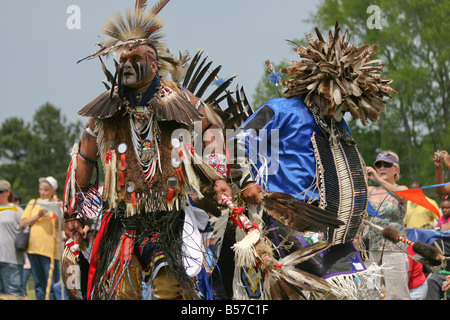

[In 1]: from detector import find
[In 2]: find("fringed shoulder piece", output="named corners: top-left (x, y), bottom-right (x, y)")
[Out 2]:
top-left (149, 79), bottom-right (203, 125)
top-left (78, 89), bottom-right (122, 119)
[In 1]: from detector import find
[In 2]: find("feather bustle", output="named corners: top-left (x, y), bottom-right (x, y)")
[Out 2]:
top-left (261, 192), bottom-right (344, 232)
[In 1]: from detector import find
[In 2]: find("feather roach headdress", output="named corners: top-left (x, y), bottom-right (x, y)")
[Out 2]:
top-left (281, 22), bottom-right (397, 125)
top-left (77, 0), bottom-right (170, 66)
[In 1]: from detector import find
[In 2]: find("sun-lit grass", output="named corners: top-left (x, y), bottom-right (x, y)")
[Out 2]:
top-left (25, 276), bottom-right (36, 300)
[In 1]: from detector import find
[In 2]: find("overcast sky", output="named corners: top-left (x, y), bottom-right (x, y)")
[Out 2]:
top-left (0, 0), bottom-right (322, 125)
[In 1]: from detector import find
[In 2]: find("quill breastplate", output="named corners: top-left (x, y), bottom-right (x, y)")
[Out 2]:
top-left (311, 129), bottom-right (368, 245)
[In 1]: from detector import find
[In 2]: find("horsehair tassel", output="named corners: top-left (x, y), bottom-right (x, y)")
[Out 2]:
top-left (363, 219), bottom-right (445, 262)
top-left (223, 194), bottom-right (262, 268)
top-left (381, 225), bottom-right (403, 243)
top-left (412, 241), bottom-right (445, 262)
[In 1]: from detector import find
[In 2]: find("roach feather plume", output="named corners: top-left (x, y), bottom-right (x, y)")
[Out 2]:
top-left (77, 3), bottom-right (169, 65)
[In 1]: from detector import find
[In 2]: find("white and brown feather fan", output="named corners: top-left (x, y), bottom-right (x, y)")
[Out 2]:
top-left (261, 240), bottom-right (332, 299)
top-left (281, 22), bottom-right (397, 126)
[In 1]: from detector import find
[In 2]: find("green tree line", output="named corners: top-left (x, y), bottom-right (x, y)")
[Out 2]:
top-left (252, 0), bottom-right (449, 202)
top-left (0, 103), bottom-right (83, 204)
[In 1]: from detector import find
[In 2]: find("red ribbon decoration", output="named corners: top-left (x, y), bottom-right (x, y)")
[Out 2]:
top-left (167, 187), bottom-right (174, 203)
top-left (131, 192), bottom-right (137, 207)
top-left (105, 151), bottom-right (112, 164)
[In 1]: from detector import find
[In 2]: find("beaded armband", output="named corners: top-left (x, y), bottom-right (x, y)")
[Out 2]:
top-left (64, 188), bottom-right (102, 224)
top-left (78, 151), bottom-right (97, 165)
top-left (64, 143), bottom-right (101, 224)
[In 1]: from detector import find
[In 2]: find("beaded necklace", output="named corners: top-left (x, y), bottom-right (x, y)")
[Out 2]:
top-left (129, 104), bottom-right (161, 184)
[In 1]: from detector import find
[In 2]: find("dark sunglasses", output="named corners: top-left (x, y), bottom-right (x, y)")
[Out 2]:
top-left (375, 162), bottom-right (393, 169)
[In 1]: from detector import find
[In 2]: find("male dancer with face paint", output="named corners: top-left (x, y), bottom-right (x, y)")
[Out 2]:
top-left (120, 45), bottom-right (158, 89)
top-left (62, 6), bottom-right (232, 299)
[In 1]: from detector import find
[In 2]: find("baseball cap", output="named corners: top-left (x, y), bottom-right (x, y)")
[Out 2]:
top-left (39, 176), bottom-right (58, 190)
top-left (0, 180), bottom-right (11, 192)
top-left (374, 152), bottom-right (399, 166)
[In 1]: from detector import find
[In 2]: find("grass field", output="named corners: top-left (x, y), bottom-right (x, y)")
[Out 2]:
top-left (25, 276), bottom-right (36, 300)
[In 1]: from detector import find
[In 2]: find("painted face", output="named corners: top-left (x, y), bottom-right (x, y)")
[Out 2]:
top-left (119, 45), bottom-right (158, 90)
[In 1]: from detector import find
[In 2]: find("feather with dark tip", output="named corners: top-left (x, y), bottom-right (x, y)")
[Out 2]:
top-left (97, 56), bottom-right (119, 100)
top-left (261, 192), bottom-right (344, 232)
top-left (315, 27), bottom-right (324, 42)
top-left (109, 59), bottom-right (120, 100)
top-left (239, 87), bottom-right (254, 119)
top-left (182, 50), bottom-right (203, 88)
top-left (267, 277), bottom-right (291, 300)
top-left (264, 242), bottom-right (332, 298)
top-left (102, 81), bottom-right (111, 91)
top-left (195, 65), bottom-right (222, 98)
top-left (149, 0), bottom-right (170, 15)
top-left (224, 93), bottom-right (240, 118)
top-left (135, 0), bottom-right (148, 11)
top-left (189, 60), bottom-right (215, 94)
top-left (201, 101), bottom-right (225, 129)
top-left (214, 89), bottom-right (233, 105)
top-left (277, 267), bottom-right (330, 292)
top-left (233, 89), bottom-right (245, 116)
top-left (186, 55), bottom-right (209, 93)
top-left (204, 74), bottom-right (237, 104)
top-left (221, 87), bottom-right (249, 114)
top-left (99, 57), bottom-right (115, 85)
top-left (279, 241), bottom-right (331, 266)
top-left (221, 92), bottom-right (249, 129)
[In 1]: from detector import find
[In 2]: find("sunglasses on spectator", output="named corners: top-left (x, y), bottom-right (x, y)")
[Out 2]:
top-left (375, 162), bottom-right (393, 169)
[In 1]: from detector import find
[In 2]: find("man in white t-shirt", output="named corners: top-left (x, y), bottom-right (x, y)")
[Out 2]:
top-left (0, 180), bottom-right (24, 297)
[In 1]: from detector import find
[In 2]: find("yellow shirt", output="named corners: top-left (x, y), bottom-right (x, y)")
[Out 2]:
top-left (21, 198), bottom-right (60, 260)
top-left (403, 197), bottom-right (439, 229)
